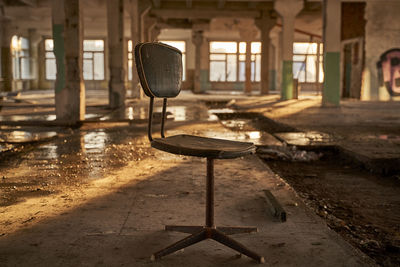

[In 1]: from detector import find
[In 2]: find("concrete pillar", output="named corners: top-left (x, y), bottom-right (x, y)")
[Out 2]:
top-left (140, 5), bottom-right (151, 42)
top-left (144, 16), bottom-right (157, 43)
top-left (274, 0), bottom-right (303, 100)
top-left (28, 28), bottom-right (41, 90)
top-left (256, 13), bottom-right (276, 95)
top-left (53, 0), bottom-right (85, 122)
top-left (239, 29), bottom-right (255, 94)
top-left (322, 0), bottom-right (341, 106)
top-left (52, 0), bottom-right (65, 100)
top-left (245, 41), bottom-right (252, 94)
top-left (1, 21), bottom-right (13, 92)
top-left (148, 25), bottom-right (160, 42)
top-left (107, 0), bottom-right (127, 109)
top-left (270, 44), bottom-right (276, 91)
top-left (192, 30), bottom-right (203, 94)
top-left (130, 0), bottom-right (141, 98)
top-left (271, 31), bottom-right (282, 92)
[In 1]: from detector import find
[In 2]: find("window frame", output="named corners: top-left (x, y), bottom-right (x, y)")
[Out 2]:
top-left (209, 41), bottom-right (261, 83)
top-left (11, 36), bottom-right (31, 81)
top-left (44, 39), bottom-right (56, 81)
top-left (82, 39), bottom-right (105, 81)
top-left (44, 38), bottom-right (106, 81)
top-left (292, 42), bottom-right (324, 84)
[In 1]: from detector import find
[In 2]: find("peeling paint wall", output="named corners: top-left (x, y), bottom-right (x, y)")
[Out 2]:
top-left (362, 0), bottom-right (400, 101)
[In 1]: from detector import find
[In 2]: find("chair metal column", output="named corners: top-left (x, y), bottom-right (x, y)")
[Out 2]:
top-left (206, 158), bottom-right (214, 228)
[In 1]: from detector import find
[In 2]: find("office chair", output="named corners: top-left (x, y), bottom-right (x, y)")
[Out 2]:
top-left (135, 42), bottom-right (264, 263)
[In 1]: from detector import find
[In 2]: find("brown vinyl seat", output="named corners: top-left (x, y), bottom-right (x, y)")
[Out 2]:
top-left (135, 42), bottom-right (264, 263)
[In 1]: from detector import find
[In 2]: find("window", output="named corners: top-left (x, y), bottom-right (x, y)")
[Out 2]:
top-left (45, 39), bottom-right (56, 80)
top-left (128, 40), bottom-right (134, 81)
top-left (83, 40), bottom-right (105, 80)
top-left (293, 42), bottom-right (324, 83)
top-left (210, 41), bottom-right (261, 82)
top-left (159, 41), bottom-right (186, 81)
top-left (251, 42), bottom-right (261, 82)
top-left (210, 42), bottom-right (236, 82)
top-left (44, 39), bottom-right (105, 81)
top-left (11, 36), bottom-right (31, 80)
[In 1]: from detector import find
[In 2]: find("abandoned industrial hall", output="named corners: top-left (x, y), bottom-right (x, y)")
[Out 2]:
top-left (0, 0), bottom-right (399, 266)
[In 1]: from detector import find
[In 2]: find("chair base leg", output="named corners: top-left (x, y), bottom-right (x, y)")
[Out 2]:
top-left (152, 227), bottom-right (264, 263)
top-left (165, 225), bottom-right (258, 235)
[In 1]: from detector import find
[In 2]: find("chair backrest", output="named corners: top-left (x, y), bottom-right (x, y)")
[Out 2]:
top-left (135, 42), bottom-right (183, 98)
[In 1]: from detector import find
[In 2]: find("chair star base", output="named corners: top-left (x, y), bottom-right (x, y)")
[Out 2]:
top-left (151, 226), bottom-right (264, 263)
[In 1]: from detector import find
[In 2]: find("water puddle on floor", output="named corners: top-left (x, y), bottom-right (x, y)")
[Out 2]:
top-left (0, 114), bottom-right (57, 121)
top-left (0, 131), bottom-right (57, 143)
top-left (0, 126), bottom-right (153, 206)
top-left (0, 113), bottom-right (101, 122)
top-left (274, 132), bottom-right (336, 147)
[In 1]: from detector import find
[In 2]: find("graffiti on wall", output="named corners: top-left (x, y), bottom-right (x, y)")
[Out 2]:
top-left (377, 48), bottom-right (400, 96)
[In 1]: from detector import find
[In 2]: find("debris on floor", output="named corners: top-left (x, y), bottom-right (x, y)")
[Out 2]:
top-left (262, 189), bottom-right (287, 222)
top-left (257, 144), bottom-right (323, 162)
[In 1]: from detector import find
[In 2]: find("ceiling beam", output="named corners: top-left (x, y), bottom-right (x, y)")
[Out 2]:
top-left (20, 0), bottom-right (37, 7)
top-left (152, 0), bottom-right (161, 8)
top-left (151, 8), bottom-right (261, 19)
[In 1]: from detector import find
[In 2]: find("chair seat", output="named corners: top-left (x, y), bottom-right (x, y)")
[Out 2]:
top-left (151, 134), bottom-right (256, 159)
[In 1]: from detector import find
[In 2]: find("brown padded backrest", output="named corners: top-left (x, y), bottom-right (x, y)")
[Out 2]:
top-left (135, 42), bottom-right (183, 98)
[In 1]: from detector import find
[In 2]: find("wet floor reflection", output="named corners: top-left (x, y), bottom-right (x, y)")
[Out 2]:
top-left (0, 114), bottom-right (57, 121)
top-left (100, 103), bottom-right (217, 122)
top-left (0, 127), bottom-right (152, 206)
top-left (275, 132), bottom-right (335, 147)
top-left (0, 113), bottom-right (101, 122)
top-left (202, 129), bottom-right (280, 146)
top-left (0, 131), bottom-right (57, 143)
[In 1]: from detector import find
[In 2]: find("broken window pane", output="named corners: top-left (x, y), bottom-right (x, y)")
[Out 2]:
top-left (46, 59), bottom-right (56, 80)
top-left (227, 54), bottom-right (237, 81)
top-left (210, 42), bottom-right (237, 53)
top-left (210, 61), bottom-right (226, 81)
top-left (93, 53), bottom-right (104, 80)
top-left (84, 40), bottom-right (104, 51)
top-left (83, 59), bottom-right (93, 80)
top-left (251, 42), bottom-right (261, 54)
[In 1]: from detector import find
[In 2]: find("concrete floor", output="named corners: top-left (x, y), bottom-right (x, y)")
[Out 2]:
top-left (0, 90), bottom-right (393, 266)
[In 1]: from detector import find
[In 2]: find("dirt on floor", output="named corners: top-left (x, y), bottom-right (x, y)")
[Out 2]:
top-left (214, 98), bottom-right (400, 267)
top-left (265, 152), bottom-right (400, 267)
top-left (1, 95), bottom-right (399, 266)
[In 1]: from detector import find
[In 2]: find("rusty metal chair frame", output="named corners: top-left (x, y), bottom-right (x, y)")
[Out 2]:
top-left (135, 42), bottom-right (264, 263)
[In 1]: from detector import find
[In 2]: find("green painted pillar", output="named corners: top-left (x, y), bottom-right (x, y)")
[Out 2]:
top-left (282, 60), bottom-right (293, 99)
top-left (107, 0), bottom-right (127, 109)
top-left (52, 0), bottom-right (85, 123)
top-left (274, 0), bottom-right (303, 100)
top-left (322, 0), bottom-right (341, 106)
top-left (52, 23), bottom-right (65, 95)
top-left (322, 52), bottom-right (340, 106)
top-left (1, 22), bottom-right (13, 92)
top-left (255, 13), bottom-right (276, 95)
top-left (192, 30), bottom-right (203, 94)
